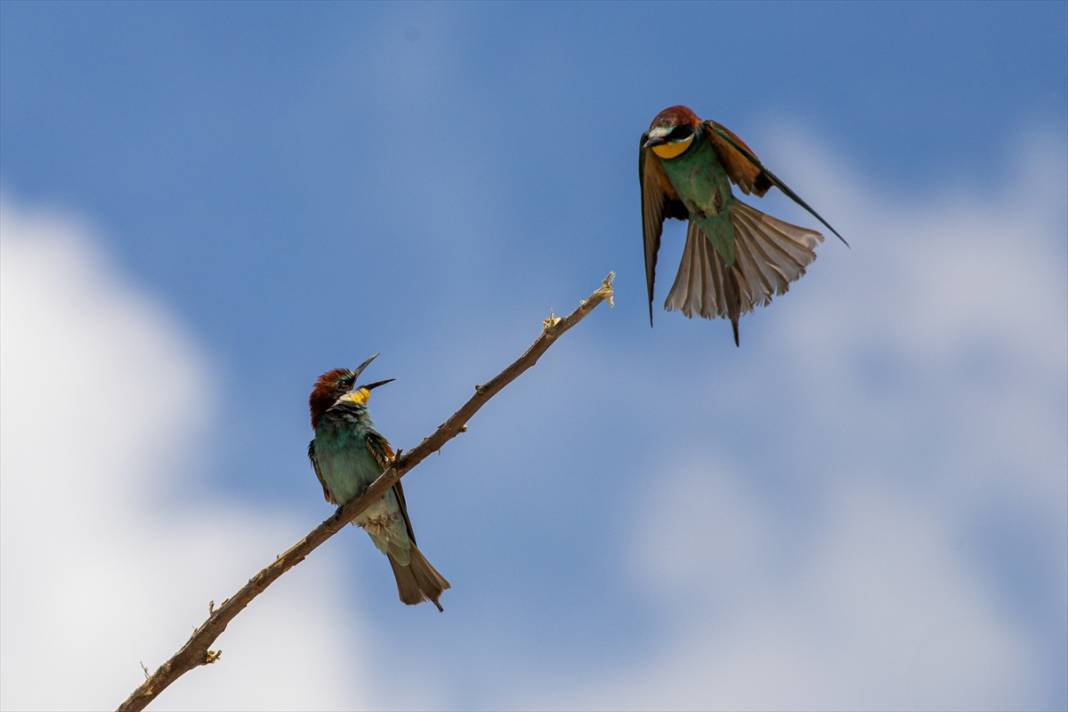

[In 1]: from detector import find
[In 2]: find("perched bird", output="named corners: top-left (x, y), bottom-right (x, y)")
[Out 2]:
top-left (640, 105), bottom-right (846, 345)
top-left (308, 354), bottom-right (449, 611)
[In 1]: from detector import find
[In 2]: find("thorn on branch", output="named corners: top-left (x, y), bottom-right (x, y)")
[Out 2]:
top-left (208, 600), bottom-right (215, 614)
top-left (140, 661), bottom-right (150, 680)
top-left (204, 650), bottom-right (222, 665)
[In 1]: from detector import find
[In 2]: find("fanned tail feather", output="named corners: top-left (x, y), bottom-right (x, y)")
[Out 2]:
top-left (664, 200), bottom-right (823, 345)
top-left (388, 545), bottom-right (450, 612)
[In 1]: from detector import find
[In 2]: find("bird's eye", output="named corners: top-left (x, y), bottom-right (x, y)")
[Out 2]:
top-left (667, 125), bottom-right (693, 142)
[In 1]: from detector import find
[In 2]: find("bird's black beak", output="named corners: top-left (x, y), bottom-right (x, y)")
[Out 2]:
top-left (351, 353), bottom-right (379, 382)
top-left (359, 378), bottom-right (395, 391)
top-left (348, 354), bottom-right (395, 392)
top-left (643, 125), bottom-right (674, 149)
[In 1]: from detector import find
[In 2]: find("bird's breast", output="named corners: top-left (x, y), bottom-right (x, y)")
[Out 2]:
top-left (313, 425), bottom-right (381, 504)
top-left (658, 136), bottom-right (732, 217)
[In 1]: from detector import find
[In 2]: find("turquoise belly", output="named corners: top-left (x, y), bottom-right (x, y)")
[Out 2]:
top-left (658, 135), bottom-right (738, 264)
top-left (314, 429), bottom-right (380, 504)
top-left (658, 136), bottom-right (733, 218)
top-left (313, 425), bottom-right (410, 561)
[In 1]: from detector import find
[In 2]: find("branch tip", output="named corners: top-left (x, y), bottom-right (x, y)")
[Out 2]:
top-left (597, 271), bottom-right (615, 307)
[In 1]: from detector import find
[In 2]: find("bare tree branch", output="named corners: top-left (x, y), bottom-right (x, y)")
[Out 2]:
top-left (116, 272), bottom-right (615, 712)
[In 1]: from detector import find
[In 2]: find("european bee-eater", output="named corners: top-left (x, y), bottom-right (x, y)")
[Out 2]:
top-left (640, 105), bottom-right (846, 345)
top-left (308, 354), bottom-right (449, 611)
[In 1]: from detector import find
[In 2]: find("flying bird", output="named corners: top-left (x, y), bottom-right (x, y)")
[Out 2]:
top-left (640, 105), bottom-right (846, 345)
top-left (308, 354), bottom-right (449, 611)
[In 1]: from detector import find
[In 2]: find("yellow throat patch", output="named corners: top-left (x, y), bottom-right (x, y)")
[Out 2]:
top-left (340, 388), bottom-right (371, 405)
top-left (651, 135), bottom-right (694, 160)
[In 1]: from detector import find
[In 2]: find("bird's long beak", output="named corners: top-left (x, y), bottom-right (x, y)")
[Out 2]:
top-left (350, 354), bottom-right (394, 392)
top-left (359, 378), bottom-right (395, 391)
top-left (351, 353), bottom-right (379, 382)
top-left (643, 126), bottom-right (671, 149)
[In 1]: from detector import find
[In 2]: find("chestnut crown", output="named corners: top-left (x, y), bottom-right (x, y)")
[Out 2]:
top-left (308, 354), bottom-right (394, 428)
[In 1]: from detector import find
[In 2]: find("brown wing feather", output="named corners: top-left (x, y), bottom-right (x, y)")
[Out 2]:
top-left (365, 431), bottom-right (417, 544)
top-left (639, 135), bottom-right (689, 325)
top-left (704, 120), bottom-right (848, 246)
top-left (365, 430), bottom-right (396, 470)
top-left (704, 121), bottom-right (773, 196)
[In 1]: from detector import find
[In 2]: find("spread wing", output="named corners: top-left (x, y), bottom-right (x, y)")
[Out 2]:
top-left (704, 120), bottom-right (848, 246)
top-left (639, 133), bottom-right (689, 326)
top-left (307, 439), bottom-right (336, 505)
top-left (365, 430), bottom-right (417, 544)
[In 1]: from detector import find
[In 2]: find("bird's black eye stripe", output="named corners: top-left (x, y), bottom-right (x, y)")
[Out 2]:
top-left (667, 125), bottom-right (693, 141)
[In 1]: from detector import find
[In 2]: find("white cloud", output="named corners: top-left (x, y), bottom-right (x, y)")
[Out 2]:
top-left (533, 465), bottom-right (1048, 711)
top-left (0, 197), bottom-right (408, 711)
top-left (524, 129), bottom-right (1066, 711)
top-left (766, 127), bottom-right (1067, 512)
top-left (608, 468), bottom-right (1035, 711)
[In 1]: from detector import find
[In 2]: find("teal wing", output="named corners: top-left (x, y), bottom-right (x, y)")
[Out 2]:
top-left (704, 120), bottom-right (848, 246)
top-left (307, 439), bottom-right (336, 505)
top-left (365, 430), bottom-right (417, 544)
top-left (639, 133), bottom-right (689, 326)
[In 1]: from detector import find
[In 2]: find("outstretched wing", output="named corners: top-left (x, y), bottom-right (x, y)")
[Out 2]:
top-left (365, 430), bottom-right (417, 544)
top-left (639, 134), bottom-right (689, 326)
top-left (307, 439), bottom-right (336, 505)
top-left (704, 120), bottom-right (848, 246)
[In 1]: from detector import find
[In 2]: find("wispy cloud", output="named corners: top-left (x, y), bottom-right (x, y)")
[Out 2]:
top-left (520, 127), bottom-right (1067, 711)
top-left (0, 197), bottom-right (414, 711)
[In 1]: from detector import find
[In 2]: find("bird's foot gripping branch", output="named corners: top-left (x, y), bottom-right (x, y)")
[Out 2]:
top-left (116, 271), bottom-right (615, 712)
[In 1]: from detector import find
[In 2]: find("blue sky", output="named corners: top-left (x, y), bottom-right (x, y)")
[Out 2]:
top-left (2, 2), bottom-right (1066, 710)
